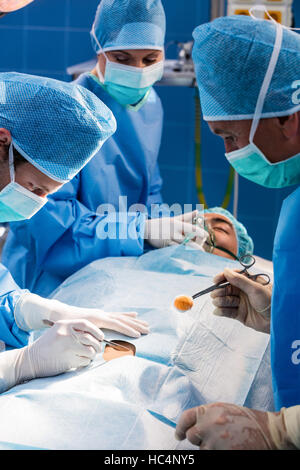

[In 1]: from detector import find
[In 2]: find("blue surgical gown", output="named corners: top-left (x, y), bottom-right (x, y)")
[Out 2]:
top-left (0, 263), bottom-right (29, 349)
top-left (2, 73), bottom-right (164, 298)
top-left (271, 185), bottom-right (300, 410)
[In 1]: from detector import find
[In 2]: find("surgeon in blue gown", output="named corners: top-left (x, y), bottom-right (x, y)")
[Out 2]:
top-left (0, 71), bottom-right (151, 395)
top-left (2, 0), bottom-right (168, 298)
top-left (174, 15), bottom-right (300, 450)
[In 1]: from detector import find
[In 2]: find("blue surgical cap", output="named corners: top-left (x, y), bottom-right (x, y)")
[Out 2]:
top-left (0, 72), bottom-right (116, 182)
top-left (204, 207), bottom-right (254, 257)
top-left (192, 15), bottom-right (300, 121)
top-left (90, 0), bottom-right (166, 53)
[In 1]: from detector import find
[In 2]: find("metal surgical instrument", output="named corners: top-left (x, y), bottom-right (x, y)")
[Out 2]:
top-left (102, 339), bottom-right (131, 352)
top-left (192, 254), bottom-right (271, 300)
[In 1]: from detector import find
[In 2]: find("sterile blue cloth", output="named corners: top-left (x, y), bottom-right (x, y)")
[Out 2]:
top-left (0, 264), bottom-right (29, 349)
top-left (2, 72), bottom-right (164, 297)
top-left (91, 0), bottom-right (166, 53)
top-left (0, 246), bottom-right (273, 450)
top-left (192, 15), bottom-right (300, 121)
top-left (272, 186), bottom-right (300, 410)
top-left (0, 72), bottom-right (116, 182)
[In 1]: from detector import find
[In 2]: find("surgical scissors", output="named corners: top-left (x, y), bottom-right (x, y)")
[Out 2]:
top-left (192, 254), bottom-right (271, 300)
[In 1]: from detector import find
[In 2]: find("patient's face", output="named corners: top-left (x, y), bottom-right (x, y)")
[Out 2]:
top-left (204, 213), bottom-right (238, 259)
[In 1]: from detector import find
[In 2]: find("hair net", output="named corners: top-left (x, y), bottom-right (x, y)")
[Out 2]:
top-left (0, 72), bottom-right (116, 182)
top-left (204, 207), bottom-right (254, 257)
top-left (192, 15), bottom-right (300, 121)
top-left (90, 0), bottom-right (166, 53)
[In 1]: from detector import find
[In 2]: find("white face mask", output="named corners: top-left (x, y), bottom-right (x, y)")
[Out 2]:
top-left (0, 142), bottom-right (47, 223)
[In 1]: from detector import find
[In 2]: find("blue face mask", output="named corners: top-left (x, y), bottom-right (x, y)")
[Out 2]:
top-left (96, 58), bottom-right (164, 107)
top-left (0, 143), bottom-right (47, 223)
top-left (225, 20), bottom-right (300, 188)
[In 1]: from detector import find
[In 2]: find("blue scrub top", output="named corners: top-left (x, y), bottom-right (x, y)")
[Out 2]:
top-left (271, 185), bottom-right (300, 410)
top-left (0, 263), bottom-right (29, 349)
top-left (2, 73), bottom-right (164, 297)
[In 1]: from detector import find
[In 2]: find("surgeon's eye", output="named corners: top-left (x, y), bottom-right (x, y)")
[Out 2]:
top-left (33, 188), bottom-right (46, 197)
top-left (144, 57), bottom-right (158, 65)
top-left (116, 58), bottom-right (130, 63)
top-left (112, 54), bottom-right (130, 63)
top-left (224, 136), bottom-right (235, 143)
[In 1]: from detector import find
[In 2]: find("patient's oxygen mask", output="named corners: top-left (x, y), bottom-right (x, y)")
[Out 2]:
top-left (182, 212), bottom-right (209, 249)
top-left (202, 221), bottom-right (216, 254)
top-left (202, 219), bottom-right (239, 261)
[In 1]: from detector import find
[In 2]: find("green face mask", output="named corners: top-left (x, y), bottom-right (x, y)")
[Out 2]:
top-left (225, 20), bottom-right (300, 189)
top-left (226, 141), bottom-right (300, 189)
top-left (0, 143), bottom-right (47, 222)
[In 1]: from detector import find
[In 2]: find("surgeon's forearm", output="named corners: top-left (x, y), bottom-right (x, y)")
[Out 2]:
top-left (43, 202), bottom-right (146, 279)
top-left (0, 347), bottom-right (34, 394)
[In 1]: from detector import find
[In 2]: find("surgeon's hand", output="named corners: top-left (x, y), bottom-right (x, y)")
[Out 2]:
top-left (16, 293), bottom-right (150, 338)
top-left (50, 308), bottom-right (150, 338)
top-left (144, 210), bottom-right (208, 249)
top-left (0, 319), bottom-right (104, 393)
top-left (210, 268), bottom-right (272, 333)
top-left (175, 402), bottom-right (298, 450)
top-left (26, 319), bottom-right (104, 374)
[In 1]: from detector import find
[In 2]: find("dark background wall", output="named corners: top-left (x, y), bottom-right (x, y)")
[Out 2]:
top-left (1, 0), bottom-right (299, 260)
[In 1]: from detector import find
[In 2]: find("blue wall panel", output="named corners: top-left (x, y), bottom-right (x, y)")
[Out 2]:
top-left (0, 0), bottom-right (299, 259)
top-left (24, 0), bottom-right (68, 27)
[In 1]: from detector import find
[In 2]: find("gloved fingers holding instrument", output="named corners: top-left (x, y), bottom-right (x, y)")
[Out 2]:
top-left (211, 268), bottom-right (272, 333)
top-left (28, 319), bottom-right (105, 371)
top-left (144, 210), bottom-right (208, 249)
top-left (0, 319), bottom-right (105, 393)
top-left (15, 293), bottom-right (150, 338)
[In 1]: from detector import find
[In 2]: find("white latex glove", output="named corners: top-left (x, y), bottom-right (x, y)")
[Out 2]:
top-left (175, 402), bottom-right (300, 450)
top-left (0, 319), bottom-right (104, 393)
top-left (211, 268), bottom-right (272, 334)
top-left (144, 210), bottom-right (208, 249)
top-left (15, 293), bottom-right (150, 337)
